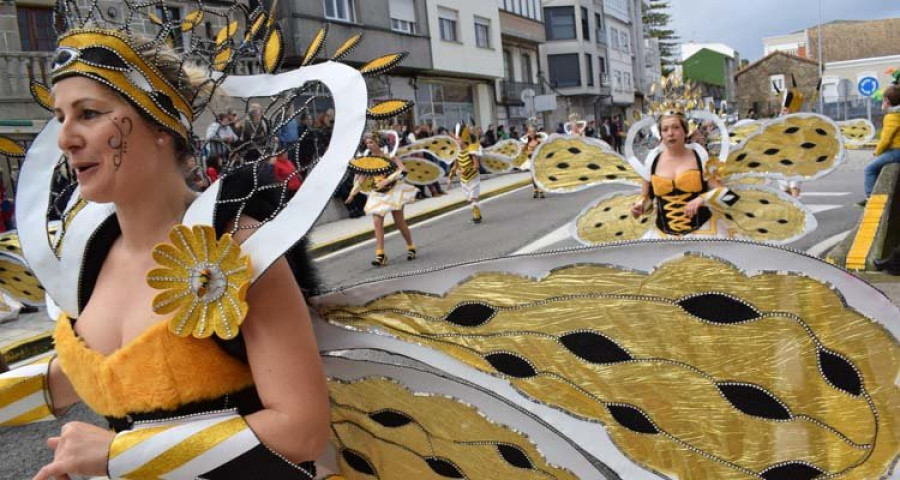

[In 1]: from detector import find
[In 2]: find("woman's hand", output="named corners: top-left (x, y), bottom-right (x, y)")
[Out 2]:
top-left (684, 197), bottom-right (705, 218)
top-left (344, 195), bottom-right (355, 204)
top-left (33, 421), bottom-right (115, 480)
top-left (631, 198), bottom-right (648, 218)
top-left (376, 179), bottom-right (391, 190)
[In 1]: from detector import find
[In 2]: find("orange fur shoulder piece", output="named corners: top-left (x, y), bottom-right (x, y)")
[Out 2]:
top-left (54, 316), bottom-right (254, 418)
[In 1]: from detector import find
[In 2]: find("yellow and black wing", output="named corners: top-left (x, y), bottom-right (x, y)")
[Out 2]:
top-left (397, 135), bottom-right (459, 165)
top-left (319, 250), bottom-right (900, 480)
top-left (532, 135), bottom-right (642, 193)
top-left (726, 120), bottom-right (763, 146)
top-left (480, 139), bottom-right (522, 174)
top-left (712, 113), bottom-right (844, 183)
top-left (571, 191), bottom-right (653, 245)
top-left (838, 119), bottom-right (876, 146)
top-left (400, 157), bottom-right (445, 186)
top-left (330, 378), bottom-right (578, 480)
top-left (0, 231), bottom-right (45, 306)
top-left (709, 185), bottom-right (816, 244)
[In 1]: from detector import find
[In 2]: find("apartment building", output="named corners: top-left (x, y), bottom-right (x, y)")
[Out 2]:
top-left (539, 0), bottom-right (611, 127)
top-left (496, 0), bottom-right (545, 130)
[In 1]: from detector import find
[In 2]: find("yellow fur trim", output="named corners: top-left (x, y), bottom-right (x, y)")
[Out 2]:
top-left (54, 316), bottom-right (253, 418)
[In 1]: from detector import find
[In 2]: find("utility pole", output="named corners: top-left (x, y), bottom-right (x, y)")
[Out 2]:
top-left (817, 0), bottom-right (824, 113)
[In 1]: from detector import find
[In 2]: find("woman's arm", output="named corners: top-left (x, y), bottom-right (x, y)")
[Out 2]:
top-left (234, 226), bottom-right (330, 463)
top-left (47, 357), bottom-right (80, 416)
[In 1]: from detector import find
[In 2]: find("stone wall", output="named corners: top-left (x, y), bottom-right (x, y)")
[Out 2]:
top-left (734, 52), bottom-right (819, 117)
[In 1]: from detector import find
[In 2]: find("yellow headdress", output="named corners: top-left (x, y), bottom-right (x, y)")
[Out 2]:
top-left (648, 74), bottom-right (703, 120)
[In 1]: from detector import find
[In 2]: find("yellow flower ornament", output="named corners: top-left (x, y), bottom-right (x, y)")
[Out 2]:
top-left (147, 225), bottom-right (252, 340)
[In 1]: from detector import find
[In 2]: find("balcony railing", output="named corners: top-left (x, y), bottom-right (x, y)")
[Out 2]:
top-left (0, 52), bottom-right (53, 99)
top-left (500, 80), bottom-right (539, 105)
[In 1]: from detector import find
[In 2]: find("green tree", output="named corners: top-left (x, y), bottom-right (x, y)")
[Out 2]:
top-left (642, 0), bottom-right (679, 76)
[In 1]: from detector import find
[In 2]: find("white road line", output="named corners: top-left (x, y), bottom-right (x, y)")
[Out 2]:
top-left (806, 229), bottom-right (852, 257)
top-left (799, 192), bottom-right (852, 198)
top-left (314, 184), bottom-right (530, 262)
top-left (808, 204), bottom-right (844, 214)
top-left (513, 222), bottom-right (573, 255)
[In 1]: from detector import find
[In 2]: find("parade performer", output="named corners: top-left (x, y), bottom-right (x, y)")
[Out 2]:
top-left (0, 0), bottom-right (414, 477)
top-left (448, 125), bottom-right (484, 223)
top-left (531, 75), bottom-right (842, 245)
top-left (346, 132), bottom-right (418, 266)
top-left (564, 113), bottom-right (587, 136)
top-left (520, 125), bottom-right (547, 198)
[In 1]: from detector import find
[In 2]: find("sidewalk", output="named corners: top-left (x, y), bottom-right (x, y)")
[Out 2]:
top-left (0, 172), bottom-right (533, 365)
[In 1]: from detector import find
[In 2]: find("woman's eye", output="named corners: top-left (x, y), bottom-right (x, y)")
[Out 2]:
top-left (82, 109), bottom-right (102, 119)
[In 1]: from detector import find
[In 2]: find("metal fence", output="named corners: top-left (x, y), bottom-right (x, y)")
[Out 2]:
top-left (731, 93), bottom-right (885, 130)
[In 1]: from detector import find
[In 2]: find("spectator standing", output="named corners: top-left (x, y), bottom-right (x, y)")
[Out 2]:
top-left (585, 120), bottom-right (596, 138)
top-left (240, 103), bottom-right (270, 162)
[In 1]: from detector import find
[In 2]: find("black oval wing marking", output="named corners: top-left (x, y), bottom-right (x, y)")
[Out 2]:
top-left (484, 352), bottom-right (537, 378)
top-left (560, 331), bottom-right (632, 364)
top-left (677, 293), bottom-right (760, 324)
top-left (607, 404), bottom-right (659, 434)
top-left (444, 302), bottom-right (497, 327)
top-left (368, 409), bottom-right (415, 428)
top-left (818, 349), bottom-right (862, 396)
top-left (425, 457), bottom-right (465, 478)
top-left (716, 383), bottom-right (792, 420)
top-left (761, 462), bottom-right (826, 480)
top-left (496, 443), bottom-right (534, 469)
top-left (341, 448), bottom-right (377, 475)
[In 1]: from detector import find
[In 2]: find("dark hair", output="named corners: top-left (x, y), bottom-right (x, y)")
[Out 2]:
top-left (885, 85), bottom-right (900, 107)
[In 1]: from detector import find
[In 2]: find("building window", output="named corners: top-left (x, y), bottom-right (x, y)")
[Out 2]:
top-left (595, 13), bottom-right (604, 43)
top-left (581, 7), bottom-right (590, 41)
top-left (545, 7), bottom-right (576, 41)
top-left (390, 0), bottom-right (417, 34)
top-left (614, 71), bottom-right (622, 91)
top-left (439, 7), bottom-right (459, 42)
top-left (16, 7), bottom-right (54, 51)
top-left (548, 53), bottom-right (580, 88)
top-left (624, 72), bottom-right (632, 91)
top-left (154, 6), bottom-right (184, 51)
top-left (585, 54), bottom-right (594, 87)
top-left (503, 49), bottom-right (513, 80)
top-left (324, 0), bottom-right (355, 22)
top-left (609, 28), bottom-right (619, 50)
top-left (521, 53), bottom-right (533, 83)
top-left (621, 31), bottom-right (630, 53)
top-left (770, 74), bottom-right (786, 93)
top-left (475, 17), bottom-right (491, 48)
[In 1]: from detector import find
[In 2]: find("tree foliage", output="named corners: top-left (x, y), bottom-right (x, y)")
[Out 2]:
top-left (642, 1), bottom-right (679, 75)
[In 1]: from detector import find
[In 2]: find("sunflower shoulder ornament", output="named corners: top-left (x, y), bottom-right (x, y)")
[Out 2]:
top-left (147, 224), bottom-right (251, 340)
top-left (532, 75), bottom-right (845, 245)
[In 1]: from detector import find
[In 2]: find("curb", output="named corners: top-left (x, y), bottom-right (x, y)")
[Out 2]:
top-left (309, 178), bottom-right (532, 257)
top-left (1, 332), bottom-right (53, 366)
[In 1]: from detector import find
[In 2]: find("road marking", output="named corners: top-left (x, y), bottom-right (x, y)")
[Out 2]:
top-left (314, 185), bottom-right (530, 262)
top-left (513, 222), bottom-right (573, 255)
top-left (799, 192), bottom-right (852, 198)
top-left (808, 204), bottom-right (843, 214)
top-left (806, 229), bottom-right (852, 257)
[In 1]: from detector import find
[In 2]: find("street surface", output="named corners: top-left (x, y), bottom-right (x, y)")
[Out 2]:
top-left (0, 150), bottom-right (875, 478)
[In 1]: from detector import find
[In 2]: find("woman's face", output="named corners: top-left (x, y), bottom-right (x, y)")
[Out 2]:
top-left (364, 137), bottom-right (380, 152)
top-left (660, 116), bottom-right (686, 149)
top-left (54, 77), bottom-right (172, 203)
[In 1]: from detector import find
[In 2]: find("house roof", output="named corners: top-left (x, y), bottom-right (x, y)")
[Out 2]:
top-left (734, 51), bottom-right (819, 79)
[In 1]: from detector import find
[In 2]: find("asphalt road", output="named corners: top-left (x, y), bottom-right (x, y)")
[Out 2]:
top-left (0, 150), bottom-right (873, 478)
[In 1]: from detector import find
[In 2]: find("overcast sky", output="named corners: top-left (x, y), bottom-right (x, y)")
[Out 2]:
top-left (669, 0), bottom-right (900, 62)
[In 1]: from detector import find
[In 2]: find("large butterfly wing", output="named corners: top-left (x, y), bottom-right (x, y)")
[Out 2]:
top-left (713, 113), bottom-right (844, 183)
top-left (570, 191), bottom-right (653, 245)
top-left (397, 135), bottom-right (459, 164)
top-left (315, 242), bottom-right (900, 480)
top-left (480, 139), bottom-right (522, 174)
top-left (726, 120), bottom-right (763, 146)
top-left (711, 185), bottom-right (817, 244)
top-left (532, 135), bottom-right (642, 193)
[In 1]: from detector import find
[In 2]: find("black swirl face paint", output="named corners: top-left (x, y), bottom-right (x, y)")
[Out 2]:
top-left (107, 116), bottom-right (133, 170)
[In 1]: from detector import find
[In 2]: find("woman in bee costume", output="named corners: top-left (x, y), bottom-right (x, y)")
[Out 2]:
top-left (345, 131), bottom-right (418, 266)
top-left (0, 0), bottom-right (415, 476)
top-left (447, 124), bottom-right (484, 223)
